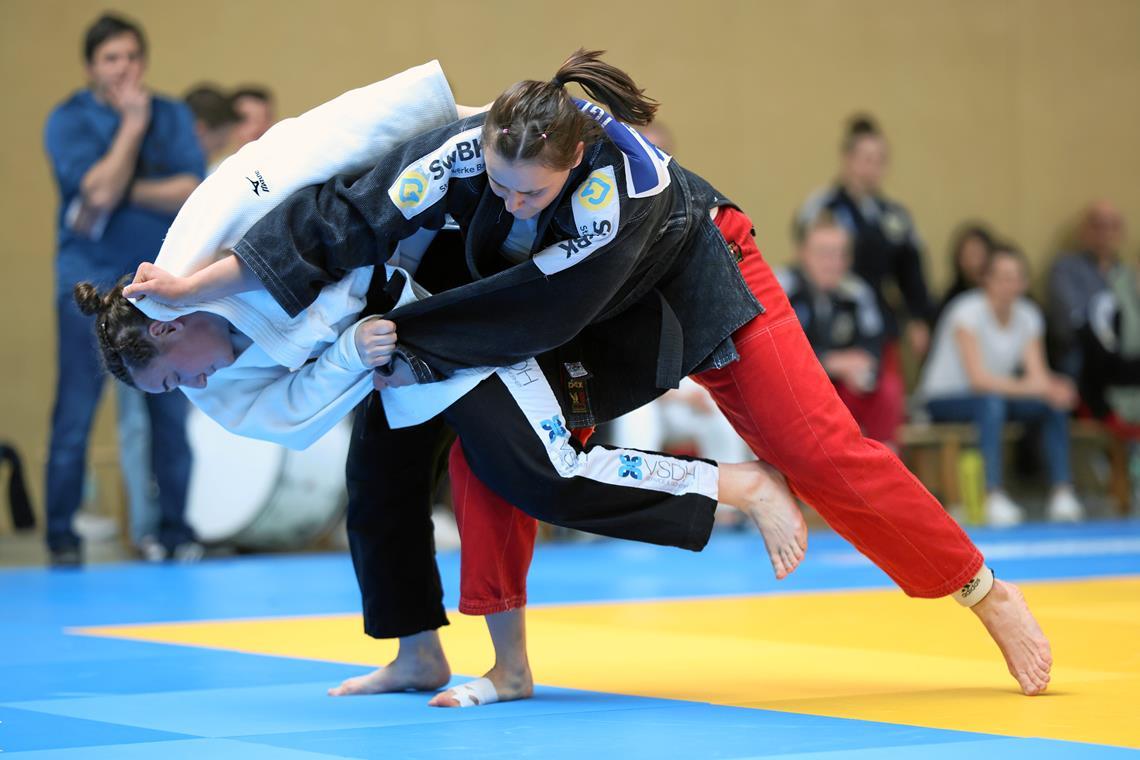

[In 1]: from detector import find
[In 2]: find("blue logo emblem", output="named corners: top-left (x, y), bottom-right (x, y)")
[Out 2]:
top-left (618, 454), bottom-right (644, 480)
top-left (540, 415), bottom-right (569, 443)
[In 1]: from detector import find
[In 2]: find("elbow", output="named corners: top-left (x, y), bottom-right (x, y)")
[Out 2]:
top-left (81, 185), bottom-right (117, 214)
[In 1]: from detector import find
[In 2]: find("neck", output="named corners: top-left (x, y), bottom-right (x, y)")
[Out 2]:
top-left (986, 292), bottom-right (1014, 320)
top-left (841, 178), bottom-right (868, 201)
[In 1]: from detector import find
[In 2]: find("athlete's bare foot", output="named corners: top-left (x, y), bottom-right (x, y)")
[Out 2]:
top-left (971, 579), bottom-right (1053, 695)
top-left (428, 661), bottom-right (534, 708)
top-left (328, 640), bottom-right (451, 696)
top-left (736, 461), bottom-right (807, 580)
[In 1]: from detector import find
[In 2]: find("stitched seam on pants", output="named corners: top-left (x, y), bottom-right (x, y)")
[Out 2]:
top-left (459, 595), bottom-right (527, 615)
top-left (761, 320), bottom-right (957, 592)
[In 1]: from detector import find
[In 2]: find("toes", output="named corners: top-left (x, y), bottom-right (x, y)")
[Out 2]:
top-left (428, 692), bottom-right (460, 708)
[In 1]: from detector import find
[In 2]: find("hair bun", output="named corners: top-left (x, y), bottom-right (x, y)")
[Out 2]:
top-left (846, 113), bottom-right (879, 137)
top-left (73, 282), bottom-right (105, 316)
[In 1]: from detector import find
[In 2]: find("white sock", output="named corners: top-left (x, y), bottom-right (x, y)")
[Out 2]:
top-left (954, 566), bottom-right (995, 608)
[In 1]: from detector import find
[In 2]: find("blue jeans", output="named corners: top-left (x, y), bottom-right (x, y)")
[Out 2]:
top-left (45, 291), bottom-right (195, 552)
top-left (926, 394), bottom-right (1072, 490)
top-left (115, 385), bottom-right (162, 544)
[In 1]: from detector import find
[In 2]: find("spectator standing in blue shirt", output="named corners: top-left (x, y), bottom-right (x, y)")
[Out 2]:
top-left (43, 13), bottom-right (204, 566)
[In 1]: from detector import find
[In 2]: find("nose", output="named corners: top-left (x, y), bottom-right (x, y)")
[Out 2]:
top-left (507, 193), bottom-right (527, 213)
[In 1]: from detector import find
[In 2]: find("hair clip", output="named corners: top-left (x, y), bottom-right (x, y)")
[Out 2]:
top-left (540, 132), bottom-right (548, 140)
top-left (502, 127), bottom-right (510, 134)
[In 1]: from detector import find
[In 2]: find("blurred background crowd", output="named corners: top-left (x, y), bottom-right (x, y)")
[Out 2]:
top-left (0, 2), bottom-right (1137, 567)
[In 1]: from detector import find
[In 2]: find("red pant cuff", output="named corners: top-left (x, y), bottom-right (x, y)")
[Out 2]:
top-left (458, 594), bottom-right (528, 616)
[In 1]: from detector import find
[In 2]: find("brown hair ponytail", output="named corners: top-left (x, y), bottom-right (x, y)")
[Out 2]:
top-left (74, 279), bottom-right (158, 387)
top-left (483, 48), bottom-right (658, 170)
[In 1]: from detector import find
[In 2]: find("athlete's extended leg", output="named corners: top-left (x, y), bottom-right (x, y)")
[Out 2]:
top-left (695, 207), bottom-right (1051, 694)
top-left (443, 360), bottom-right (802, 570)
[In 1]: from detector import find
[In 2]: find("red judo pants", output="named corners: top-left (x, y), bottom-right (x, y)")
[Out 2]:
top-left (450, 208), bottom-right (983, 615)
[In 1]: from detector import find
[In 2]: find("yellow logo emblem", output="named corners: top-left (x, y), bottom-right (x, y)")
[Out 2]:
top-left (577, 169), bottom-right (615, 209)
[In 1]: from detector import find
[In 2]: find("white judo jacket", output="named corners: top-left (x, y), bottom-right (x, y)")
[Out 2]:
top-left (134, 61), bottom-right (490, 450)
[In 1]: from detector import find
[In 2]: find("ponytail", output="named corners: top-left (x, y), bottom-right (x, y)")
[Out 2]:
top-left (483, 48), bottom-right (657, 169)
top-left (73, 279), bottom-right (158, 387)
top-left (552, 48), bottom-right (657, 126)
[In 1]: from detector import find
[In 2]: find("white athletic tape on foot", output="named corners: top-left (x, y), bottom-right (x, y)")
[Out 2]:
top-left (449, 677), bottom-right (499, 708)
top-left (954, 566), bottom-right (995, 607)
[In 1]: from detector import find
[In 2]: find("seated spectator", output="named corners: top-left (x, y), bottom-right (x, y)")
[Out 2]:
top-left (184, 84), bottom-right (240, 172)
top-left (920, 243), bottom-right (1085, 525)
top-left (1047, 200), bottom-right (1126, 377)
top-left (230, 85), bottom-right (275, 148)
top-left (1080, 261), bottom-right (1140, 424)
top-left (934, 222), bottom-right (994, 327)
top-left (778, 213), bottom-right (900, 449)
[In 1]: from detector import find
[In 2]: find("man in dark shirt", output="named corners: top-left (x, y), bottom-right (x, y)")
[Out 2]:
top-left (1047, 200), bottom-right (1127, 378)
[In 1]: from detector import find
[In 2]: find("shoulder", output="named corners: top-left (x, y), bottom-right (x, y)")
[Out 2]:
top-left (774, 266), bottom-right (803, 295)
top-left (1050, 250), bottom-right (1093, 276)
top-left (151, 94), bottom-right (195, 125)
top-left (386, 119), bottom-right (488, 219)
top-left (837, 273), bottom-right (877, 304)
top-left (796, 185), bottom-right (840, 223)
top-left (946, 290), bottom-right (984, 321)
top-left (45, 91), bottom-right (91, 128)
top-left (1014, 297), bottom-right (1045, 330)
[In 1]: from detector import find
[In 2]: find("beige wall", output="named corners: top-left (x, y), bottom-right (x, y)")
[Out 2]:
top-left (1, 0), bottom-right (1138, 525)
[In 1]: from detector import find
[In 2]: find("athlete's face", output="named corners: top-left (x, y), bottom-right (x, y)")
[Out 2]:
top-left (131, 313), bottom-right (236, 393)
top-left (484, 143), bottom-right (585, 220)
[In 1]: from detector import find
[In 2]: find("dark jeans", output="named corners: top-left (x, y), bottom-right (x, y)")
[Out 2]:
top-left (926, 394), bottom-right (1071, 490)
top-left (45, 291), bottom-right (194, 552)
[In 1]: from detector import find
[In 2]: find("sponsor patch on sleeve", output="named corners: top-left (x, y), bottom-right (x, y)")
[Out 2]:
top-left (387, 126), bottom-right (485, 220)
top-left (531, 165), bottom-right (621, 276)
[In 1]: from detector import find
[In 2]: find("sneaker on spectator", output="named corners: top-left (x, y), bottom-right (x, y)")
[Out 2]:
top-left (985, 491), bottom-right (1025, 527)
top-left (138, 535), bottom-right (167, 563)
top-left (172, 542), bottom-right (205, 563)
top-left (1047, 487), bottom-right (1085, 522)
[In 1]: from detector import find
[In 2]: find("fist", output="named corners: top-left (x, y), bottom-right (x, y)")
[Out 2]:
top-left (122, 262), bottom-right (196, 305)
top-left (355, 318), bottom-right (398, 369)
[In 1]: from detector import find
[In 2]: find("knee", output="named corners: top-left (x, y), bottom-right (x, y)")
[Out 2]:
top-left (976, 394), bottom-right (1007, 422)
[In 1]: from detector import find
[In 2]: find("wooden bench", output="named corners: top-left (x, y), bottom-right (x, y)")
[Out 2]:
top-left (898, 419), bottom-right (1132, 515)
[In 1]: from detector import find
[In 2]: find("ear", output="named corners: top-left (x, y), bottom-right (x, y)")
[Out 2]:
top-left (571, 141), bottom-right (585, 169)
top-left (147, 319), bottom-right (184, 340)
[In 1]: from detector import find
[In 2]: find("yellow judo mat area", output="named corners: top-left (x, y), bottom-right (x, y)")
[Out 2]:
top-left (78, 576), bottom-right (1140, 750)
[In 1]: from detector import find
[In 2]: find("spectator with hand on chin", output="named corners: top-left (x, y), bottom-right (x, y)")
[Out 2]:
top-left (42, 12), bottom-right (204, 566)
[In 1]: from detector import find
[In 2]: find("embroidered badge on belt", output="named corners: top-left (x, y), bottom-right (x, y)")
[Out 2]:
top-left (563, 362), bottom-right (593, 417)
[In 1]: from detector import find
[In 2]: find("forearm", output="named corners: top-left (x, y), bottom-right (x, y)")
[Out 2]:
top-left (79, 121), bottom-right (146, 211)
top-left (188, 253), bottom-right (262, 301)
top-left (968, 373), bottom-right (1043, 399)
top-left (129, 174), bottom-right (200, 214)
